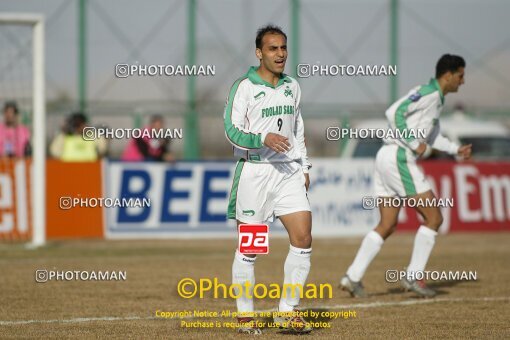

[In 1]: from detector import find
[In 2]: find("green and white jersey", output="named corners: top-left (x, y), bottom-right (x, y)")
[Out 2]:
top-left (384, 78), bottom-right (459, 156)
top-left (223, 66), bottom-right (311, 172)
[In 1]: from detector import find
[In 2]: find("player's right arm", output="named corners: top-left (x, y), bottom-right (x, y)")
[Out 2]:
top-left (223, 78), bottom-right (289, 153)
top-left (414, 95), bottom-right (460, 158)
top-left (413, 96), bottom-right (442, 158)
top-left (223, 79), bottom-right (264, 150)
top-left (392, 92), bottom-right (423, 152)
top-left (393, 92), bottom-right (440, 158)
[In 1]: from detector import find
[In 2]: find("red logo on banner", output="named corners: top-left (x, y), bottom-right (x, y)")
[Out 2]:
top-left (238, 224), bottom-right (269, 254)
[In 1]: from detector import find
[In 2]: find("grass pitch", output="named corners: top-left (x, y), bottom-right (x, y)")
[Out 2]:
top-left (1, 233), bottom-right (509, 339)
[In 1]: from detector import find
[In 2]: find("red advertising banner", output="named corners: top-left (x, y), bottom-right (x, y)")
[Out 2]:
top-left (398, 161), bottom-right (510, 232)
top-left (1, 159), bottom-right (508, 242)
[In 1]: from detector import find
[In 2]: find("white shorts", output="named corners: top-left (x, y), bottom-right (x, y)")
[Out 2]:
top-left (374, 144), bottom-right (431, 197)
top-left (227, 160), bottom-right (310, 223)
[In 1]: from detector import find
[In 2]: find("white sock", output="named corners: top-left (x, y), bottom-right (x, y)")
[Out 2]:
top-left (407, 226), bottom-right (438, 276)
top-left (232, 250), bottom-right (256, 315)
top-left (346, 231), bottom-right (384, 282)
top-left (279, 245), bottom-right (312, 312)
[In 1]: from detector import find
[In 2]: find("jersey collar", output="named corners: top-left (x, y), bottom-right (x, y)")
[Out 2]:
top-left (247, 66), bottom-right (291, 89)
top-left (430, 78), bottom-right (444, 105)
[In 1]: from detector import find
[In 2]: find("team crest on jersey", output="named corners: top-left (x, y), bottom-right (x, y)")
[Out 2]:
top-left (284, 86), bottom-right (293, 98)
top-left (408, 92), bottom-right (421, 102)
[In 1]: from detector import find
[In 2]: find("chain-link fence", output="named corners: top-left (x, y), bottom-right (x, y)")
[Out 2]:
top-left (1, 0), bottom-right (509, 158)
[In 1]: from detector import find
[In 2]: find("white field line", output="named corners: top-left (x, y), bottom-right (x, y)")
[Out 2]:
top-left (1, 296), bottom-right (508, 326)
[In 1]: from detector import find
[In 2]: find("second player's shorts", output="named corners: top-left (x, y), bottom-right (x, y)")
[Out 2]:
top-left (374, 144), bottom-right (431, 197)
top-left (227, 160), bottom-right (310, 223)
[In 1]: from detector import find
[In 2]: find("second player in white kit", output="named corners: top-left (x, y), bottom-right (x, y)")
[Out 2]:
top-left (340, 54), bottom-right (472, 298)
top-left (374, 77), bottom-right (462, 197)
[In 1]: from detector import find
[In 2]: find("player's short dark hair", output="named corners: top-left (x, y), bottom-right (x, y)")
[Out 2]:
top-left (3, 101), bottom-right (19, 114)
top-left (256, 25), bottom-right (287, 49)
top-left (436, 54), bottom-right (465, 78)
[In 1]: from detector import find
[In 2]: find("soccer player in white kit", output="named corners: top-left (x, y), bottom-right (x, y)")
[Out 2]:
top-left (224, 25), bottom-right (312, 334)
top-left (340, 54), bottom-right (472, 298)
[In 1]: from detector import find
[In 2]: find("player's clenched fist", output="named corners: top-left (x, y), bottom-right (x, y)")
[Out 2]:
top-left (264, 133), bottom-right (291, 153)
top-left (457, 144), bottom-right (472, 160)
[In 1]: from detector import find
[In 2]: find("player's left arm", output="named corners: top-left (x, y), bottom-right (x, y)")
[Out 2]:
top-left (294, 83), bottom-right (311, 189)
top-left (429, 120), bottom-right (471, 159)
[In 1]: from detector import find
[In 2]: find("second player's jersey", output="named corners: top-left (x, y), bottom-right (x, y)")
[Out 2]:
top-left (384, 78), bottom-right (459, 157)
top-left (223, 66), bottom-right (311, 171)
